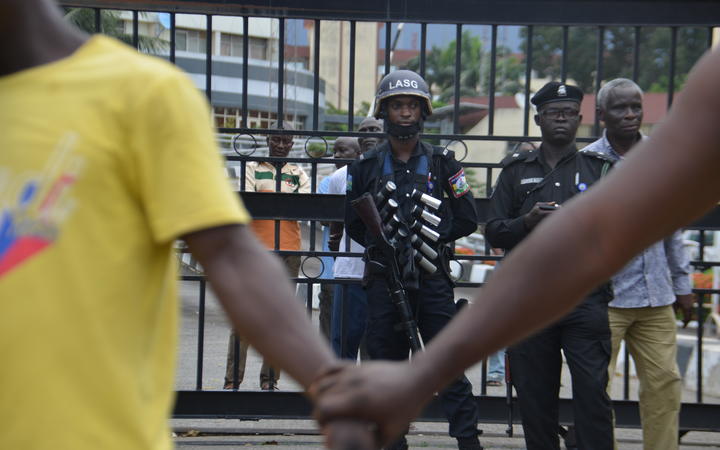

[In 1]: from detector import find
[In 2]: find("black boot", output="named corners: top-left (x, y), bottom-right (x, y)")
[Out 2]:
top-left (385, 436), bottom-right (408, 450)
top-left (457, 435), bottom-right (483, 450)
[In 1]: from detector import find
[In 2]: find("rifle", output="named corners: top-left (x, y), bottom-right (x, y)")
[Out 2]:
top-left (351, 192), bottom-right (424, 353)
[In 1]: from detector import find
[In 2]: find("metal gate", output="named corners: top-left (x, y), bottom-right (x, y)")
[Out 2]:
top-left (62, 0), bottom-right (720, 434)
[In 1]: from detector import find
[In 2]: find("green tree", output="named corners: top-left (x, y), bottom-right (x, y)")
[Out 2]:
top-left (403, 30), bottom-right (482, 102)
top-left (482, 47), bottom-right (525, 96)
top-left (64, 8), bottom-right (167, 54)
top-left (521, 26), bottom-right (708, 93)
top-left (403, 31), bottom-right (524, 101)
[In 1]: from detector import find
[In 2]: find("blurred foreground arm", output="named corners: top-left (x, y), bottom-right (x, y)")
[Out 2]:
top-left (184, 225), bottom-right (375, 449)
top-left (184, 224), bottom-right (335, 387)
top-left (313, 47), bottom-right (720, 442)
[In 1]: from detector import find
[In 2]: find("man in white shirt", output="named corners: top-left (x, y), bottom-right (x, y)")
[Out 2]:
top-left (327, 137), bottom-right (366, 359)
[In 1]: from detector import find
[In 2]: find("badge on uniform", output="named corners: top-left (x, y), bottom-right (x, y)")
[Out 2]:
top-left (427, 172), bottom-right (434, 193)
top-left (346, 174), bottom-right (353, 192)
top-left (449, 169), bottom-right (470, 198)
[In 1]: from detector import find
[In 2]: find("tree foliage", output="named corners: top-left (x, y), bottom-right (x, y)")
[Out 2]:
top-left (521, 26), bottom-right (708, 93)
top-left (64, 8), bottom-right (167, 54)
top-left (402, 31), bottom-right (525, 102)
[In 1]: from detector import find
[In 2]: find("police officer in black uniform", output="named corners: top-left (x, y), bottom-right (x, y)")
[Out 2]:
top-left (485, 81), bottom-right (614, 450)
top-left (345, 70), bottom-right (482, 450)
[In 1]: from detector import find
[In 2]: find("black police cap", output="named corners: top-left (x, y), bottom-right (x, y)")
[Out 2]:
top-left (531, 81), bottom-right (583, 108)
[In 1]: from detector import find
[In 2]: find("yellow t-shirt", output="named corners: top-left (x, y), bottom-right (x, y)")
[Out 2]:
top-left (0, 36), bottom-right (249, 449)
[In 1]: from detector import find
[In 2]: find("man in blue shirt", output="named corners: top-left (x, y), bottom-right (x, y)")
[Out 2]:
top-left (582, 78), bottom-right (694, 450)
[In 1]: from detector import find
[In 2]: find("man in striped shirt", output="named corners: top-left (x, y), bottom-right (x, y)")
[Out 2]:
top-left (225, 122), bottom-right (310, 391)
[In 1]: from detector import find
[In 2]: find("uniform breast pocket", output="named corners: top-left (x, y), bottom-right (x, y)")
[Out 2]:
top-left (516, 184), bottom-right (540, 212)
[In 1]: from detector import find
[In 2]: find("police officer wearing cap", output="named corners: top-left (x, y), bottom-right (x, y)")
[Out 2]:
top-left (345, 70), bottom-right (482, 450)
top-left (485, 81), bottom-right (614, 450)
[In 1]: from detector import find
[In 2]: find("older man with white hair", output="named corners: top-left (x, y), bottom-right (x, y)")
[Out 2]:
top-left (583, 78), bottom-right (694, 450)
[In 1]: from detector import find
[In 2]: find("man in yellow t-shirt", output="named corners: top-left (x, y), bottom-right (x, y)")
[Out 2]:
top-left (0, 2), bottom-right (360, 449)
top-left (225, 122), bottom-right (310, 390)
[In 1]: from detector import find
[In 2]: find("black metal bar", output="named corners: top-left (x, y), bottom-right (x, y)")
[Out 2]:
top-left (420, 23), bottom-right (427, 78)
top-left (709, 26), bottom-right (715, 49)
top-left (623, 345), bottom-right (630, 400)
top-left (668, 26), bottom-right (677, 108)
top-left (593, 26), bottom-right (605, 137)
top-left (231, 334), bottom-right (240, 389)
top-left (132, 9), bottom-right (139, 49)
top-left (485, 167), bottom-right (492, 198)
top-left (453, 24), bottom-right (462, 135)
top-left (195, 279), bottom-right (206, 391)
top-left (310, 158), bottom-right (318, 193)
top-left (560, 26), bottom-right (569, 82)
top-left (305, 281), bottom-right (313, 315)
top-left (94, 8), bottom-right (101, 32)
top-left (523, 25), bottom-right (533, 136)
top-left (273, 160), bottom-right (282, 250)
top-left (384, 22), bottom-right (391, 75)
top-left (277, 17), bottom-right (285, 128)
top-left (173, 391), bottom-right (720, 431)
top-left (348, 20), bottom-right (356, 131)
top-left (312, 19), bottom-right (320, 130)
top-left (338, 285), bottom-right (346, 356)
top-left (241, 16), bottom-right (249, 128)
top-left (488, 24), bottom-right (497, 136)
top-left (205, 14), bottom-right (212, 101)
top-left (479, 359), bottom-right (488, 396)
top-left (632, 26), bottom-right (640, 82)
top-left (169, 12), bottom-right (176, 63)
top-left (697, 296), bottom-right (704, 403)
top-left (240, 160), bottom-right (247, 193)
top-left (60, 0), bottom-right (720, 26)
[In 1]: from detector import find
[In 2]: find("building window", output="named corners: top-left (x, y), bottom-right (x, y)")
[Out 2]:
top-left (249, 37), bottom-right (268, 60)
top-left (213, 107), bottom-right (303, 130)
top-left (175, 29), bottom-right (207, 53)
top-left (218, 33), bottom-right (268, 60)
top-left (220, 33), bottom-right (244, 57)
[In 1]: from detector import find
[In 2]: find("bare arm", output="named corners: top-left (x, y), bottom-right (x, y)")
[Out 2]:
top-left (313, 47), bottom-right (720, 443)
top-left (183, 224), bottom-right (336, 388)
top-left (415, 47), bottom-right (720, 391)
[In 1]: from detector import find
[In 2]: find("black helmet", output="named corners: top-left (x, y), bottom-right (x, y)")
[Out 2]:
top-left (373, 70), bottom-right (433, 119)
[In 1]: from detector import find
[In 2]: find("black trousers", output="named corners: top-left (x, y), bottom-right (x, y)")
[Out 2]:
top-left (365, 275), bottom-right (479, 440)
top-left (509, 298), bottom-right (613, 450)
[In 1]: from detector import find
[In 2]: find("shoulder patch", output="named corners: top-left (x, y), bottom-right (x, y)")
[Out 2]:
top-left (448, 168), bottom-right (470, 198)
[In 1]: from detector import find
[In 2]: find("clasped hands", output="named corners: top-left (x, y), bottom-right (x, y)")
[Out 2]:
top-left (308, 361), bottom-right (430, 450)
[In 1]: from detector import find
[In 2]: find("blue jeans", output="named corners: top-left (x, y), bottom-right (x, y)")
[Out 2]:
top-left (331, 283), bottom-right (367, 360)
top-left (487, 350), bottom-right (505, 381)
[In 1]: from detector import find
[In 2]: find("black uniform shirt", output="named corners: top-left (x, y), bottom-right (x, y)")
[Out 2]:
top-left (345, 141), bottom-right (478, 249)
top-left (486, 146), bottom-right (613, 251)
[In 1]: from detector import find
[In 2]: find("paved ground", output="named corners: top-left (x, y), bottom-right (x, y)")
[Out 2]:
top-left (171, 423), bottom-right (720, 449)
top-left (172, 278), bottom-right (720, 449)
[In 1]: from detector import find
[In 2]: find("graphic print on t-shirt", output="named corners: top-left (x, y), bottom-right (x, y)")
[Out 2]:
top-left (0, 133), bottom-right (84, 278)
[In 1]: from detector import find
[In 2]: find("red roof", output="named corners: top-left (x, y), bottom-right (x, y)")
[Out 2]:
top-left (460, 95), bottom-right (519, 109)
top-left (284, 45), bottom-right (309, 59)
top-left (460, 92), bottom-right (672, 125)
top-left (377, 48), bottom-right (421, 66)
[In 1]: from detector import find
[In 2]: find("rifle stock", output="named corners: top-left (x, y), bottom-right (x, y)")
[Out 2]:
top-left (350, 193), bottom-right (385, 240)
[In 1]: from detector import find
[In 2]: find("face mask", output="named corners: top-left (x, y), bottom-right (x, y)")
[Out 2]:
top-left (385, 120), bottom-right (423, 140)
